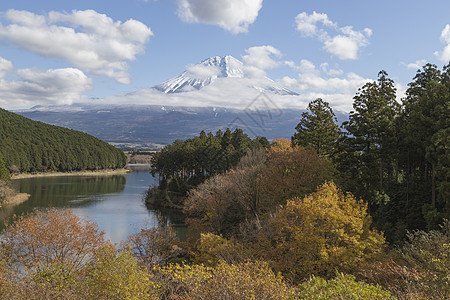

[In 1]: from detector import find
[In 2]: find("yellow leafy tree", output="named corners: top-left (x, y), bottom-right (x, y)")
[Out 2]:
top-left (270, 138), bottom-right (293, 152)
top-left (257, 182), bottom-right (385, 281)
top-left (160, 261), bottom-right (291, 299)
top-left (85, 245), bottom-right (158, 300)
top-left (191, 233), bottom-right (250, 267)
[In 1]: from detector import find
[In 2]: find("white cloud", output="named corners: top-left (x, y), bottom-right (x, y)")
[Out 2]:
top-left (324, 35), bottom-right (359, 60)
top-left (295, 11), bottom-right (372, 60)
top-left (0, 57), bottom-right (14, 79)
top-left (295, 11), bottom-right (335, 38)
top-left (282, 59), bottom-right (371, 111)
top-left (0, 57), bottom-right (91, 109)
top-left (186, 64), bottom-right (220, 79)
top-left (441, 24), bottom-right (450, 43)
top-left (103, 76), bottom-right (360, 112)
top-left (177, 0), bottom-right (263, 34)
top-left (0, 9), bottom-right (153, 84)
top-left (320, 62), bottom-right (343, 76)
top-left (405, 59), bottom-right (427, 70)
top-left (435, 24), bottom-right (450, 62)
top-left (100, 57), bottom-right (371, 112)
top-left (105, 77), bottom-right (309, 109)
top-left (242, 45), bottom-right (282, 77)
top-left (298, 59), bottom-right (318, 74)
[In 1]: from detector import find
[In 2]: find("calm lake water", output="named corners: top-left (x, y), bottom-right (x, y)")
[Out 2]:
top-left (1, 165), bottom-right (185, 244)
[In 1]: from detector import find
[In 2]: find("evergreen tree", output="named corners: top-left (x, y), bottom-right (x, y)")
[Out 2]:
top-left (291, 98), bottom-right (341, 158)
top-left (399, 63), bottom-right (450, 227)
top-left (339, 71), bottom-right (400, 206)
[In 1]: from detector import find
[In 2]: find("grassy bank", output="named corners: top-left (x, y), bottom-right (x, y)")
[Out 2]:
top-left (11, 168), bottom-right (131, 179)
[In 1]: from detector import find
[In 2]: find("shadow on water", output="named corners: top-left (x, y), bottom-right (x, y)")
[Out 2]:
top-left (0, 166), bottom-right (187, 243)
top-left (150, 207), bottom-right (187, 241)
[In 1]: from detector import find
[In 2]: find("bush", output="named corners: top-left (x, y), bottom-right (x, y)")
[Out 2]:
top-left (191, 233), bottom-right (250, 267)
top-left (294, 273), bottom-right (395, 299)
top-left (398, 219), bottom-right (450, 299)
top-left (160, 261), bottom-right (291, 299)
top-left (0, 209), bottom-right (162, 299)
top-left (356, 258), bottom-right (423, 299)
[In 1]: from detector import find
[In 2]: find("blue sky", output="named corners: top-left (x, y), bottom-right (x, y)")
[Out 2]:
top-left (1, 0), bottom-right (449, 111)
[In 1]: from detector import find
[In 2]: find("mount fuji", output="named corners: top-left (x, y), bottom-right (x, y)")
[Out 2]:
top-left (152, 55), bottom-right (298, 96)
top-left (14, 56), bottom-right (329, 145)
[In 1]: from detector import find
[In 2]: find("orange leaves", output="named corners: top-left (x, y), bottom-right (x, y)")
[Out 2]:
top-left (1, 208), bottom-right (106, 278)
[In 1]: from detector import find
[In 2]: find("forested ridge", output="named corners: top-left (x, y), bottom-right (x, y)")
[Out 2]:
top-left (0, 108), bottom-right (126, 173)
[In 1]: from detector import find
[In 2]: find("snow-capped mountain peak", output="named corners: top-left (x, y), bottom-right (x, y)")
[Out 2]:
top-left (199, 55), bottom-right (244, 78)
top-left (152, 55), bottom-right (298, 96)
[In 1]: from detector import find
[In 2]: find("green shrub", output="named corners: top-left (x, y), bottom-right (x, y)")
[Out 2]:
top-left (294, 273), bottom-right (395, 300)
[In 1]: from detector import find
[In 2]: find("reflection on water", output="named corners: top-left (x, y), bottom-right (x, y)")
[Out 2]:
top-left (1, 165), bottom-right (186, 243)
top-left (13, 175), bottom-right (127, 208)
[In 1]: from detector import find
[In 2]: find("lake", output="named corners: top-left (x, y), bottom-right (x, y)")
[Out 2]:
top-left (0, 165), bottom-right (186, 244)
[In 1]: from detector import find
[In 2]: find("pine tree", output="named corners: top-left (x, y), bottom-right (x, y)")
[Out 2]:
top-left (339, 71), bottom-right (400, 205)
top-left (292, 98), bottom-right (341, 158)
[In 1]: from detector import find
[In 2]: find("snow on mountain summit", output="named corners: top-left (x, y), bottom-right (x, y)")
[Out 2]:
top-left (153, 55), bottom-right (298, 96)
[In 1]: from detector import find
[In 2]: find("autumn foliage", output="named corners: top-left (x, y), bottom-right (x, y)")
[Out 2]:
top-left (158, 261), bottom-right (291, 299)
top-left (256, 182), bottom-right (385, 281)
top-left (184, 146), bottom-right (335, 237)
top-left (1, 208), bottom-right (105, 279)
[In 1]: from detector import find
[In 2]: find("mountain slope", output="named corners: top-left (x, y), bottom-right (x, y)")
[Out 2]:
top-left (14, 104), bottom-right (348, 145)
top-left (0, 108), bottom-right (126, 173)
top-left (15, 105), bottom-right (306, 144)
top-left (153, 55), bottom-right (299, 96)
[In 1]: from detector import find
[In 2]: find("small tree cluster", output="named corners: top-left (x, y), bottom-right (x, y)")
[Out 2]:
top-left (149, 128), bottom-right (269, 207)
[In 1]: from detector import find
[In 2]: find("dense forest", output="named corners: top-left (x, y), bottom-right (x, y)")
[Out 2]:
top-left (0, 108), bottom-right (126, 173)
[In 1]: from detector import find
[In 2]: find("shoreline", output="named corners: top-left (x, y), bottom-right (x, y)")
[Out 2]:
top-left (11, 168), bottom-right (132, 180)
top-left (0, 193), bottom-right (31, 207)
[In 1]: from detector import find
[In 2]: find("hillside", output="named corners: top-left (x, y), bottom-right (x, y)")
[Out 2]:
top-left (0, 108), bottom-right (126, 173)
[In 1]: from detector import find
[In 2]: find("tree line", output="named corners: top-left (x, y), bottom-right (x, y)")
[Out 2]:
top-left (292, 64), bottom-right (449, 241)
top-left (0, 108), bottom-right (126, 174)
top-left (147, 128), bottom-right (269, 207)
